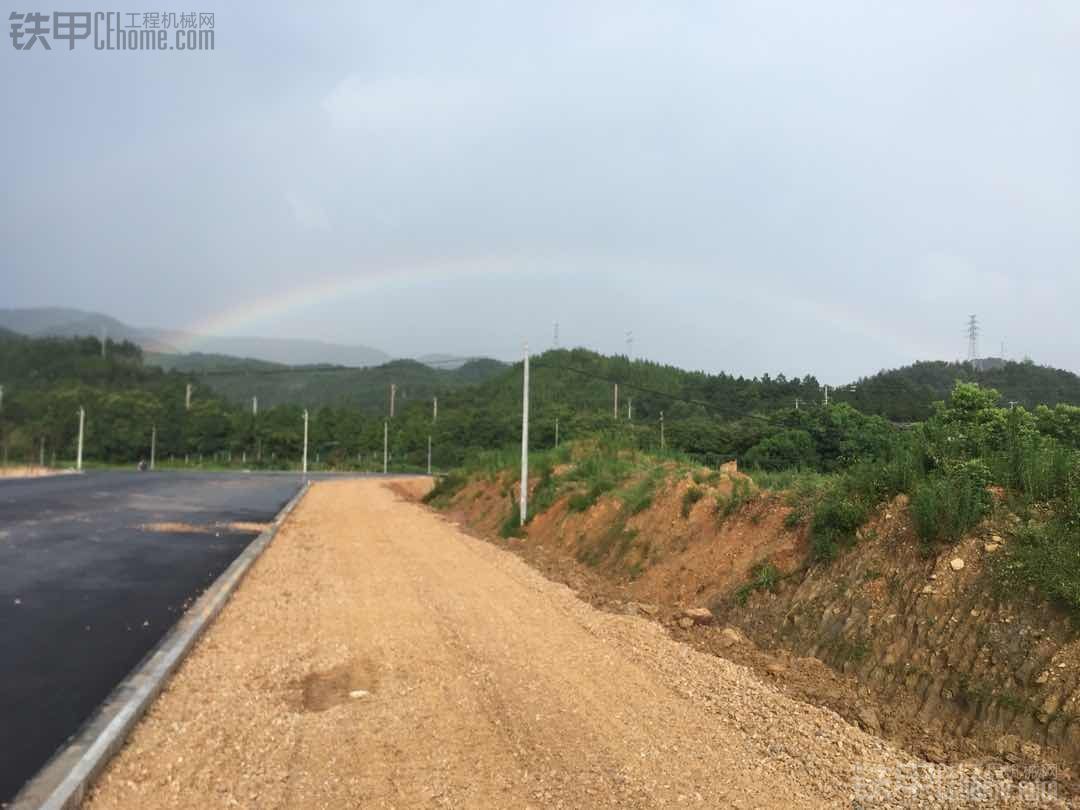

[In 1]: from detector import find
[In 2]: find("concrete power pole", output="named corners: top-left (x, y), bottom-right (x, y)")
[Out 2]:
top-left (76, 407), bottom-right (85, 471)
top-left (555, 417), bottom-right (559, 448)
top-left (433, 396), bottom-right (438, 423)
top-left (150, 425), bottom-right (157, 471)
top-left (383, 420), bottom-right (388, 474)
top-left (185, 383), bottom-right (192, 411)
top-left (627, 398), bottom-right (633, 421)
top-left (252, 396), bottom-right (258, 416)
top-left (520, 343), bottom-right (530, 527)
top-left (613, 383), bottom-right (619, 419)
top-left (389, 384), bottom-right (397, 419)
top-left (824, 385), bottom-right (829, 407)
top-left (302, 409), bottom-right (309, 476)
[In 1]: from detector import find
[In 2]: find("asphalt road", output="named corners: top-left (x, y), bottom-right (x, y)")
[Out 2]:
top-left (0, 471), bottom-right (306, 804)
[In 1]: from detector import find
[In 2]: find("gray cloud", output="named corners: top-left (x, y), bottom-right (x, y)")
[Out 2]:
top-left (4, 1), bottom-right (1079, 381)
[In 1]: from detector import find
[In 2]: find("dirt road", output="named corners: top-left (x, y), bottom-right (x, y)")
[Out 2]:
top-left (83, 480), bottom-right (1053, 809)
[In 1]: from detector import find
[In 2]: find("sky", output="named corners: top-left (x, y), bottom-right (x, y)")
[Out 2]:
top-left (3, 1), bottom-right (1080, 383)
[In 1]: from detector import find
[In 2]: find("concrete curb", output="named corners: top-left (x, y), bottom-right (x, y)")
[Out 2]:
top-left (11, 480), bottom-right (313, 810)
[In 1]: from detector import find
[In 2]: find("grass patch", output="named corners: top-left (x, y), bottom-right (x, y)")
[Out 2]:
top-left (423, 471), bottom-right (467, 507)
top-left (681, 485), bottom-right (704, 518)
top-left (734, 562), bottom-right (781, 605)
top-left (619, 469), bottom-right (662, 516)
top-left (576, 525), bottom-right (639, 567)
top-left (499, 500), bottom-right (526, 538)
top-left (691, 468), bottom-right (722, 485)
top-left (716, 478), bottom-right (755, 522)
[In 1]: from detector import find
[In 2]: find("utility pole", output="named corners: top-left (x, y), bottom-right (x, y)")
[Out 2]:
top-left (520, 342), bottom-right (530, 527)
top-left (185, 383), bottom-right (192, 411)
top-left (432, 396), bottom-right (438, 423)
top-left (150, 425), bottom-right (156, 471)
top-left (613, 383), bottom-right (619, 419)
top-left (383, 420), bottom-right (388, 473)
top-left (555, 417), bottom-right (559, 448)
top-left (795, 397), bottom-right (801, 411)
top-left (76, 407), bottom-right (84, 471)
top-left (660, 411), bottom-right (665, 450)
top-left (389, 384), bottom-right (396, 419)
top-left (824, 385), bottom-right (829, 407)
top-left (302, 409), bottom-right (309, 476)
top-left (252, 396), bottom-right (258, 416)
top-left (627, 398), bottom-right (633, 421)
top-left (427, 435), bottom-right (432, 475)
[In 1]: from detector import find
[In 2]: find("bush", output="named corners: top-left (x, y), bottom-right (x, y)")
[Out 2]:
top-left (681, 486), bottom-right (704, 518)
top-left (993, 521), bottom-right (1080, 622)
top-left (743, 429), bottom-right (819, 471)
top-left (423, 472), bottom-right (467, 506)
top-left (810, 490), bottom-right (869, 561)
top-left (716, 477), bottom-right (755, 521)
top-left (499, 500), bottom-right (525, 538)
top-left (620, 471), bottom-right (661, 516)
top-left (910, 460), bottom-right (991, 545)
top-left (735, 562), bottom-right (781, 605)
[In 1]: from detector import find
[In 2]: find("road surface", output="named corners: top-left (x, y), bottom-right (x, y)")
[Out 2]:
top-left (0, 471), bottom-right (303, 803)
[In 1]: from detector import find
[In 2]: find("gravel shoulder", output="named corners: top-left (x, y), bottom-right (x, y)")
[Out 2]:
top-left (82, 479), bottom-right (1062, 809)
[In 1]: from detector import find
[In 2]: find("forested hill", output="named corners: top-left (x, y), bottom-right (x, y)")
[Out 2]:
top-left (191, 357), bottom-right (508, 411)
top-left (456, 348), bottom-right (824, 422)
top-left (838, 360), bottom-right (1080, 422)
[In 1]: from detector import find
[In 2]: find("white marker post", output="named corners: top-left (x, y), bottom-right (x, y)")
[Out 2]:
top-left (520, 343), bottom-right (529, 527)
top-left (76, 407), bottom-right (85, 471)
top-left (302, 409), bottom-right (309, 476)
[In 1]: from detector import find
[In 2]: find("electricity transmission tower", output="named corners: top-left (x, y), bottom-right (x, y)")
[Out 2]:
top-left (966, 315), bottom-right (979, 362)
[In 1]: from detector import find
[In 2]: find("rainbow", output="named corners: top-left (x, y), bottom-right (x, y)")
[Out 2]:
top-left (172, 256), bottom-right (517, 349)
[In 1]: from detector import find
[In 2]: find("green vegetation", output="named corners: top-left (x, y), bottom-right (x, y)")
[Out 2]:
top-left (840, 359), bottom-right (1080, 422)
top-left (716, 478), bottom-right (756, 522)
top-left (12, 331), bottom-right (1080, 628)
top-left (735, 562), bottom-right (781, 605)
top-left (681, 486), bottom-right (704, 518)
top-left (423, 472), bottom-right (468, 507)
top-left (619, 469), bottom-right (663, 515)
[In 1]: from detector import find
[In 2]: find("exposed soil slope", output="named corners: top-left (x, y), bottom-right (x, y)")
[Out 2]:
top-left (434, 466), bottom-right (1080, 788)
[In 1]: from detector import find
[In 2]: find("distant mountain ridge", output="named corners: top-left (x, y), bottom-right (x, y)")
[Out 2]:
top-left (0, 307), bottom-right (391, 368)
